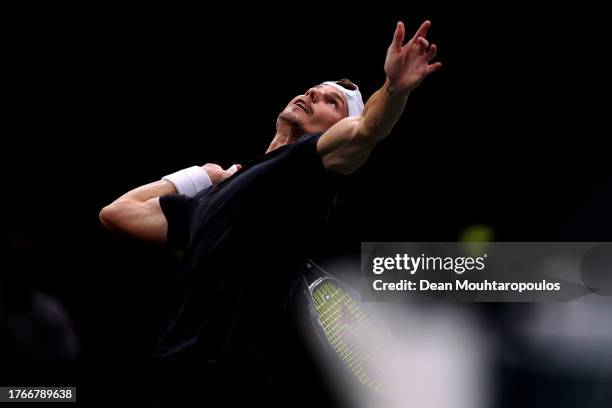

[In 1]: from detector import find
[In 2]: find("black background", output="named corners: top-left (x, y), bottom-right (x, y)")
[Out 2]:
top-left (2, 3), bottom-right (611, 406)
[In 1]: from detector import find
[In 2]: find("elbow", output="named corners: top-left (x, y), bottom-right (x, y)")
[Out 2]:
top-left (351, 132), bottom-right (375, 151)
top-left (99, 200), bottom-right (125, 232)
top-left (354, 114), bottom-right (394, 149)
top-left (352, 118), bottom-right (379, 150)
top-left (99, 203), bottom-right (115, 231)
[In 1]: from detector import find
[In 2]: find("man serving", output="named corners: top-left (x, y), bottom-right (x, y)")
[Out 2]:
top-left (100, 20), bottom-right (441, 402)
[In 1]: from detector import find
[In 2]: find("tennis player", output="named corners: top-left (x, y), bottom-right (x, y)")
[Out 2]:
top-left (99, 20), bottom-right (441, 404)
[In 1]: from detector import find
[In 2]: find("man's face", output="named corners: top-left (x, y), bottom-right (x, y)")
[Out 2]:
top-left (278, 84), bottom-right (349, 135)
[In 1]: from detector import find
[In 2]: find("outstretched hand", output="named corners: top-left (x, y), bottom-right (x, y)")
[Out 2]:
top-left (384, 20), bottom-right (442, 94)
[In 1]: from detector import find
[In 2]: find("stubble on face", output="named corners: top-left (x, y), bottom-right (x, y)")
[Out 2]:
top-left (277, 102), bottom-right (309, 134)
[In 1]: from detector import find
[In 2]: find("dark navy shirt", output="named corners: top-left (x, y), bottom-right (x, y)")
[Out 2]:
top-left (155, 133), bottom-right (344, 375)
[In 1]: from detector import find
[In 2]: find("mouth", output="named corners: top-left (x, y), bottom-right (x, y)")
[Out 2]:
top-left (293, 99), bottom-right (310, 114)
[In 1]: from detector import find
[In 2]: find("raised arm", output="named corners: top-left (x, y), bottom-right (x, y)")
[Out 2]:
top-left (317, 20), bottom-right (442, 174)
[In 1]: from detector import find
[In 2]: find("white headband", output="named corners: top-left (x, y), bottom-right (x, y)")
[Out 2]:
top-left (322, 81), bottom-right (364, 117)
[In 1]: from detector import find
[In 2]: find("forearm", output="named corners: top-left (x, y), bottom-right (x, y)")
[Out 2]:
top-left (99, 179), bottom-right (175, 237)
top-left (114, 162), bottom-right (224, 204)
top-left (358, 79), bottom-right (410, 146)
top-left (115, 180), bottom-right (177, 204)
top-left (97, 182), bottom-right (165, 243)
top-left (101, 163), bottom-right (214, 231)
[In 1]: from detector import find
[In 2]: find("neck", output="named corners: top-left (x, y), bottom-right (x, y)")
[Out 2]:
top-left (266, 122), bottom-right (302, 153)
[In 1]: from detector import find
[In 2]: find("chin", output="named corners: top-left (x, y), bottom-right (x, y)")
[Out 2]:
top-left (278, 110), bottom-right (304, 128)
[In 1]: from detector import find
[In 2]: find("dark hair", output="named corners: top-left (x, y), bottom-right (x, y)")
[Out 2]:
top-left (335, 78), bottom-right (357, 91)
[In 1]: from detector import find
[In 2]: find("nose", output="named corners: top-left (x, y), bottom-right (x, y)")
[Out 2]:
top-left (305, 87), bottom-right (322, 103)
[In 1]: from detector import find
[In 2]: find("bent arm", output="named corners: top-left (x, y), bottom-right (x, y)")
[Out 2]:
top-left (100, 163), bottom-right (241, 245)
top-left (99, 180), bottom-right (176, 245)
top-left (317, 80), bottom-right (409, 174)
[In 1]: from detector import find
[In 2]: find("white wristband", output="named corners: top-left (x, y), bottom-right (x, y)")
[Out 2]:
top-left (162, 166), bottom-right (212, 197)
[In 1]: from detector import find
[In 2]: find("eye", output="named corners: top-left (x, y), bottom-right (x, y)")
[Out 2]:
top-left (327, 99), bottom-right (337, 109)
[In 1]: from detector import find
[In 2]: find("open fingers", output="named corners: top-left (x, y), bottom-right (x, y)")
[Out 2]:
top-left (425, 43), bottom-right (437, 61)
top-left (389, 21), bottom-right (405, 51)
top-left (413, 20), bottom-right (431, 40)
top-left (426, 61), bottom-right (443, 75)
top-left (416, 37), bottom-right (430, 52)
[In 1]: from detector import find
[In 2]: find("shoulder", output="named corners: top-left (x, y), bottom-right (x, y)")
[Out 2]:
top-left (293, 132), bottom-right (324, 147)
top-left (284, 132), bottom-right (325, 159)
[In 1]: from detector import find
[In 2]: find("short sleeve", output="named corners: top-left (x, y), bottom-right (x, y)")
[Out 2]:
top-left (288, 133), bottom-right (347, 186)
top-left (159, 194), bottom-right (194, 250)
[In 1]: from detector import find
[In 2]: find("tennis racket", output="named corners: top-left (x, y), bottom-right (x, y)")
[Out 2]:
top-left (303, 259), bottom-right (393, 397)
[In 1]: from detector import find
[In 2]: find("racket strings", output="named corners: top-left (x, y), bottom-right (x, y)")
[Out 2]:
top-left (312, 281), bottom-right (388, 394)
